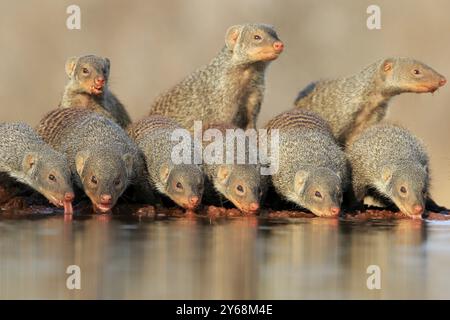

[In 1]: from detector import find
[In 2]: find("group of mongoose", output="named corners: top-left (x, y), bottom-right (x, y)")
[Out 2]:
top-left (0, 23), bottom-right (448, 219)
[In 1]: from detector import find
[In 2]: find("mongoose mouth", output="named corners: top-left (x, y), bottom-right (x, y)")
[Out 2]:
top-left (46, 195), bottom-right (73, 215)
top-left (93, 203), bottom-right (113, 213)
top-left (90, 85), bottom-right (104, 95)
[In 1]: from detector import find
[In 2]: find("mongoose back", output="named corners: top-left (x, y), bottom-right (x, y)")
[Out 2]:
top-left (202, 123), bottom-right (265, 214)
top-left (0, 122), bottom-right (74, 213)
top-left (265, 109), bottom-right (349, 217)
top-left (347, 123), bottom-right (431, 219)
top-left (128, 115), bottom-right (204, 210)
top-left (37, 108), bottom-right (143, 213)
top-left (294, 57), bottom-right (446, 145)
top-left (60, 54), bottom-right (132, 129)
top-left (149, 23), bottom-right (284, 131)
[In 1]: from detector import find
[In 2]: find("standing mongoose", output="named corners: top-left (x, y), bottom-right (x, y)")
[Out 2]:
top-left (265, 109), bottom-right (349, 217)
top-left (202, 123), bottom-right (265, 214)
top-left (60, 54), bottom-right (132, 129)
top-left (347, 123), bottom-right (438, 219)
top-left (0, 122), bottom-right (74, 213)
top-left (128, 115), bottom-right (204, 211)
top-left (36, 108), bottom-right (148, 213)
top-left (294, 57), bottom-right (446, 145)
top-left (149, 23), bottom-right (284, 131)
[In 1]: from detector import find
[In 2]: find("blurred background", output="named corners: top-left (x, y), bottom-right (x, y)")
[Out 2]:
top-left (0, 0), bottom-right (449, 206)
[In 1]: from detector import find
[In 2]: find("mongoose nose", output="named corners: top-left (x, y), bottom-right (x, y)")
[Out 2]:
top-left (189, 196), bottom-right (199, 206)
top-left (330, 207), bottom-right (341, 216)
top-left (249, 202), bottom-right (260, 212)
top-left (413, 205), bottom-right (424, 215)
top-left (64, 192), bottom-right (75, 202)
top-left (100, 194), bottom-right (112, 204)
top-left (95, 77), bottom-right (105, 86)
top-left (273, 41), bottom-right (284, 52)
top-left (439, 77), bottom-right (447, 87)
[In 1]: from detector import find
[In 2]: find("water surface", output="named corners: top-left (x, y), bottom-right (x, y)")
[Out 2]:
top-left (1, 210), bottom-right (450, 299)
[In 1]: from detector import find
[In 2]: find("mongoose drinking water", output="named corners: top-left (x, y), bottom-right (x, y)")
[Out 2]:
top-left (60, 54), bottom-right (132, 129)
top-left (149, 23), bottom-right (284, 131)
top-left (0, 122), bottom-right (74, 213)
top-left (202, 123), bottom-right (265, 214)
top-left (37, 108), bottom-right (146, 213)
top-left (265, 110), bottom-right (349, 217)
top-left (294, 57), bottom-right (446, 145)
top-left (128, 115), bottom-right (204, 210)
top-left (347, 123), bottom-right (437, 219)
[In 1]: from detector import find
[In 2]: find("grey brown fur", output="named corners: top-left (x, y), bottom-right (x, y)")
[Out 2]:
top-left (265, 109), bottom-right (348, 217)
top-left (128, 115), bottom-right (204, 210)
top-left (347, 123), bottom-right (430, 218)
top-left (294, 57), bottom-right (446, 145)
top-left (149, 23), bottom-right (284, 131)
top-left (60, 54), bottom-right (132, 129)
top-left (202, 123), bottom-right (265, 214)
top-left (0, 122), bottom-right (74, 211)
top-left (36, 108), bottom-right (148, 212)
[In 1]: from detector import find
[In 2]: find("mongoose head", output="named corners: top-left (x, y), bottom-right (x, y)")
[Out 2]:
top-left (214, 164), bottom-right (262, 214)
top-left (380, 163), bottom-right (428, 219)
top-left (292, 167), bottom-right (343, 217)
top-left (158, 163), bottom-right (204, 210)
top-left (75, 149), bottom-right (133, 213)
top-left (22, 150), bottom-right (74, 214)
top-left (65, 55), bottom-right (110, 96)
top-left (379, 57), bottom-right (446, 95)
top-left (225, 23), bottom-right (284, 64)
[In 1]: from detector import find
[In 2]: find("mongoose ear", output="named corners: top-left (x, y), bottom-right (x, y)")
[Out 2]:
top-left (65, 56), bottom-right (79, 78)
top-left (381, 167), bottom-right (393, 183)
top-left (22, 152), bottom-right (38, 174)
top-left (159, 163), bottom-right (171, 184)
top-left (294, 170), bottom-right (308, 194)
top-left (75, 151), bottom-right (89, 177)
top-left (122, 153), bottom-right (134, 177)
top-left (382, 58), bottom-right (394, 73)
top-left (225, 25), bottom-right (243, 50)
top-left (217, 165), bottom-right (230, 184)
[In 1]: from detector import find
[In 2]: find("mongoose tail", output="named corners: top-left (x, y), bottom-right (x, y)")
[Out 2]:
top-left (61, 54), bottom-right (132, 129)
top-left (129, 116), bottom-right (204, 211)
top-left (0, 123), bottom-right (74, 214)
top-left (294, 57), bottom-right (446, 144)
top-left (37, 108), bottom-right (140, 213)
top-left (348, 124), bottom-right (432, 219)
top-left (149, 23), bottom-right (284, 131)
top-left (265, 109), bottom-right (348, 217)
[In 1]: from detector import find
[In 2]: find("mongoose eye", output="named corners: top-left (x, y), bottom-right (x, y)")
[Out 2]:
top-left (314, 191), bottom-right (322, 198)
top-left (91, 176), bottom-right (98, 185)
top-left (114, 178), bottom-right (121, 186)
top-left (253, 35), bottom-right (262, 40)
top-left (236, 185), bottom-right (244, 193)
top-left (412, 69), bottom-right (421, 75)
top-left (176, 182), bottom-right (183, 190)
top-left (400, 186), bottom-right (407, 194)
top-left (48, 174), bottom-right (56, 181)
top-left (82, 68), bottom-right (89, 75)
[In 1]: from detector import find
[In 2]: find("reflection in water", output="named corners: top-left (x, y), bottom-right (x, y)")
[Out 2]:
top-left (0, 212), bottom-right (450, 299)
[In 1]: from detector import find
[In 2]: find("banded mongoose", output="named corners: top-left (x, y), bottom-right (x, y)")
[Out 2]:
top-left (149, 23), bottom-right (284, 131)
top-left (128, 115), bottom-right (204, 210)
top-left (36, 108), bottom-right (147, 213)
top-left (60, 54), bottom-right (132, 129)
top-left (347, 123), bottom-right (437, 219)
top-left (265, 109), bottom-right (349, 217)
top-left (0, 122), bottom-right (74, 213)
top-left (294, 57), bottom-right (446, 145)
top-left (202, 123), bottom-right (265, 214)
